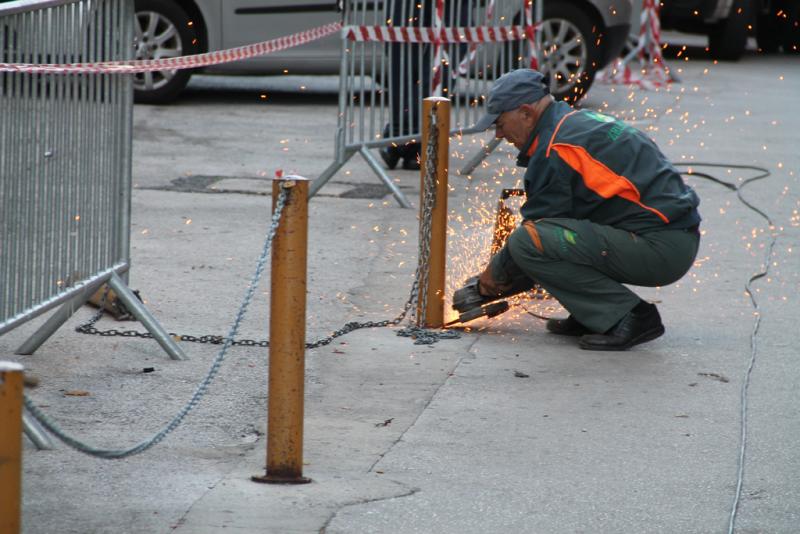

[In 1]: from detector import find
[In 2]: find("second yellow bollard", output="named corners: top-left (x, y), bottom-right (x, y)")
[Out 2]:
top-left (418, 97), bottom-right (451, 328)
top-left (252, 177), bottom-right (312, 485)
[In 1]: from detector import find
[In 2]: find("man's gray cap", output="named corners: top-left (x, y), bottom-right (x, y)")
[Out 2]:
top-left (473, 69), bottom-right (550, 131)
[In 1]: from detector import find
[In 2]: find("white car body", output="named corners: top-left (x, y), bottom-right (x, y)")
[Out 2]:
top-left (191, 0), bottom-right (345, 74)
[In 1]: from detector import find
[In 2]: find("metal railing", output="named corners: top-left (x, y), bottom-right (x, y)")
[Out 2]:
top-left (1, 0), bottom-right (185, 363)
top-left (0, 0), bottom-right (133, 334)
top-left (0, 0), bottom-right (132, 334)
top-left (311, 0), bottom-right (539, 206)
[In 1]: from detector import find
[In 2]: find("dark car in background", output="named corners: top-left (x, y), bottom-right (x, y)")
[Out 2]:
top-left (659, 0), bottom-right (799, 60)
top-left (133, 0), bottom-right (632, 104)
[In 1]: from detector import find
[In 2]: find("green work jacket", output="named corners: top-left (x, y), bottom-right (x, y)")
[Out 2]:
top-left (517, 101), bottom-right (701, 234)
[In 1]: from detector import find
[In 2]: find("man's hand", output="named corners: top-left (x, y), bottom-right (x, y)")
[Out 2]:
top-left (478, 262), bottom-right (513, 297)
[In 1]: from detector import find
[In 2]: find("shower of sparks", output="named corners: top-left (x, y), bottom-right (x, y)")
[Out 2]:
top-left (442, 142), bottom-right (564, 327)
top-left (257, 41), bottom-right (797, 335)
top-left (441, 54), bottom-right (795, 327)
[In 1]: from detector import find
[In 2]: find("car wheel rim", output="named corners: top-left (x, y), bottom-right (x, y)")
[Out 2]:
top-left (133, 11), bottom-right (183, 92)
top-left (540, 18), bottom-right (589, 97)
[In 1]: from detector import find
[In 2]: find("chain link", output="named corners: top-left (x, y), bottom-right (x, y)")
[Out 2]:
top-left (25, 187), bottom-right (291, 459)
top-left (76, 105), bottom-right (458, 348)
top-left (396, 103), bottom-right (460, 345)
top-left (77, 287), bottom-right (272, 346)
top-left (302, 104), bottom-right (459, 346)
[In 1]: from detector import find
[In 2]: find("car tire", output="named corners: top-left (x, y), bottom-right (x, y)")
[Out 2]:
top-left (757, 9), bottom-right (781, 53)
top-left (708, 0), bottom-right (754, 61)
top-left (778, 0), bottom-right (799, 53)
top-left (133, 0), bottom-right (200, 104)
top-left (538, 2), bottom-right (601, 104)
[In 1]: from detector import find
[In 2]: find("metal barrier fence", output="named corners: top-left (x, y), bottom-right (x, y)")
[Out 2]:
top-left (0, 0), bottom-right (184, 361)
top-left (311, 0), bottom-right (540, 207)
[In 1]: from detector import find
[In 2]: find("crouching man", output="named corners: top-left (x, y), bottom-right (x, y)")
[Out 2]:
top-left (471, 69), bottom-right (701, 350)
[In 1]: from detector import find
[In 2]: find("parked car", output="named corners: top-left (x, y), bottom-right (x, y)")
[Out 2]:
top-left (659, 0), bottom-right (799, 60)
top-left (133, 0), bottom-right (632, 104)
top-left (753, 0), bottom-right (799, 53)
top-left (536, 0), bottom-right (632, 102)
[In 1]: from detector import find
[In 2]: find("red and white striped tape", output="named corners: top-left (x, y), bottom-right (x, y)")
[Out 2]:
top-left (0, 22), bottom-right (341, 75)
top-left (344, 25), bottom-right (533, 44)
top-left (598, 0), bottom-right (673, 89)
top-left (456, 0), bottom-right (497, 77)
top-left (345, 1), bottom-right (540, 96)
top-left (523, 0), bottom-right (540, 70)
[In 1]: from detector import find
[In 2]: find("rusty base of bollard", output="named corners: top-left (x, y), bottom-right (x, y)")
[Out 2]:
top-left (251, 473), bottom-right (312, 485)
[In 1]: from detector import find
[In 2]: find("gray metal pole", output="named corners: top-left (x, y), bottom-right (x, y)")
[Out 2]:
top-left (15, 281), bottom-right (102, 355)
top-left (358, 146), bottom-right (412, 208)
top-left (309, 147), bottom-right (353, 199)
top-left (22, 410), bottom-right (54, 450)
top-left (107, 273), bottom-right (187, 361)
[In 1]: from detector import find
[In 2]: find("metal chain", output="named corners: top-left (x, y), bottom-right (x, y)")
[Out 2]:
top-left (75, 105), bottom-right (458, 348)
top-left (24, 187), bottom-right (291, 459)
top-left (301, 104), bottom-right (457, 346)
top-left (26, 107), bottom-right (467, 459)
top-left (76, 286), bottom-right (271, 347)
top-left (396, 103), bottom-right (460, 345)
top-left (416, 112), bottom-right (438, 328)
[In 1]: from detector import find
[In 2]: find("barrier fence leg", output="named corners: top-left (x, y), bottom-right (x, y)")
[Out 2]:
top-left (0, 362), bottom-right (24, 534)
top-left (310, 146), bottom-right (413, 209)
top-left (16, 272), bottom-right (187, 362)
top-left (15, 282), bottom-right (102, 355)
top-left (252, 177), bottom-right (311, 485)
top-left (106, 273), bottom-right (187, 361)
top-left (458, 137), bottom-right (502, 177)
top-left (22, 409), bottom-right (54, 450)
top-left (358, 147), bottom-right (413, 209)
top-left (418, 97), bottom-right (451, 329)
top-left (309, 152), bottom-right (353, 199)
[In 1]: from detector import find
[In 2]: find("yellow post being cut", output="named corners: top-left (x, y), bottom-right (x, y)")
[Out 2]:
top-left (418, 97), bottom-right (451, 328)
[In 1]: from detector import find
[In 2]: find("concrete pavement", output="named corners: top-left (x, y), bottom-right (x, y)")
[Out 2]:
top-left (5, 48), bottom-right (799, 533)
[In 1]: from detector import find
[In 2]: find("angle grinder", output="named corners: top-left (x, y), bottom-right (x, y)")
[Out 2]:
top-left (448, 274), bottom-right (539, 326)
top-left (447, 188), bottom-right (547, 326)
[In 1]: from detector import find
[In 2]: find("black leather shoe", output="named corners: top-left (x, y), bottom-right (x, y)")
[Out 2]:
top-left (401, 155), bottom-right (420, 170)
top-left (546, 315), bottom-right (592, 337)
top-left (579, 302), bottom-right (665, 351)
top-left (379, 146), bottom-right (400, 170)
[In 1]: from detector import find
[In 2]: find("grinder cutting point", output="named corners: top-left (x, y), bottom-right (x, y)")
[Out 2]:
top-left (447, 188), bottom-right (547, 326)
top-left (446, 300), bottom-right (510, 326)
top-left (448, 275), bottom-right (512, 326)
top-left (447, 274), bottom-right (546, 326)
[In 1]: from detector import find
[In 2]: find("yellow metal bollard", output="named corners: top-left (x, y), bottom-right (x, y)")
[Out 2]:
top-left (418, 97), bottom-right (451, 328)
top-left (252, 177), bottom-right (312, 485)
top-left (0, 362), bottom-right (24, 534)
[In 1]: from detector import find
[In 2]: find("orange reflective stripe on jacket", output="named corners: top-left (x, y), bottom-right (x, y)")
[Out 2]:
top-left (551, 142), bottom-right (670, 224)
top-left (522, 220), bottom-right (544, 252)
top-left (546, 110), bottom-right (578, 158)
top-left (526, 135), bottom-right (540, 158)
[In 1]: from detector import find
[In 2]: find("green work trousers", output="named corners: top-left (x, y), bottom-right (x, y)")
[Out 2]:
top-left (490, 218), bottom-right (700, 333)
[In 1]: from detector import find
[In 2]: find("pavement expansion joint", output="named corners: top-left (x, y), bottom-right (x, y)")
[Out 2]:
top-left (320, 484), bottom-right (420, 533)
top-left (139, 175), bottom-right (412, 199)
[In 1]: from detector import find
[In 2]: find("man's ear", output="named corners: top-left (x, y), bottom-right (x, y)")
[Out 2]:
top-left (518, 103), bottom-right (537, 124)
top-left (518, 103), bottom-right (536, 116)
